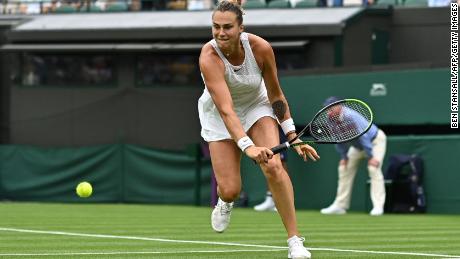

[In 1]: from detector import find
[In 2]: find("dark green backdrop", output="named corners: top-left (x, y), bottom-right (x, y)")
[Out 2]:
top-left (1, 135), bottom-right (459, 214)
top-left (242, 135), bottom-right (460, 214)
top-left (282, 68), bottom-right (449, 125)
top-left (0, 143), bottom-right (212, 205)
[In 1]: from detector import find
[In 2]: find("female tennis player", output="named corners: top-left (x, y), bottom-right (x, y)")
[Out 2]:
top-left (197, 1), bottom-right (319, 258)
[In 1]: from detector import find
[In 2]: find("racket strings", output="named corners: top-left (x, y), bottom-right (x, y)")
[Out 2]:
top-left (310, 101), bottom-right (372, 142)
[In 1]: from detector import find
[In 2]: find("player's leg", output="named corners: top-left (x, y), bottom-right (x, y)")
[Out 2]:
top-left (333, 147), bottom-right (364, 210)
top-left (209, 139), bottom-right (242, 201)
top-left (208, 139), bottom-right (242, 232)
top-left (368, 130), bottom-right (387, 216)
top-left (248, 117), bottom-right (310, 258)
top-left (254, 128), bottom-right (287, 212)
top-left (248, 117), bottom-right (297, 235)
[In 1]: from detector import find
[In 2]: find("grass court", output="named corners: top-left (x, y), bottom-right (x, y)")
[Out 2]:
top-left (1, 203), bottom-right (459, 258)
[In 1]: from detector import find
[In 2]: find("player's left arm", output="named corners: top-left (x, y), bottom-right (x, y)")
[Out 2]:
top-left (251, 35), bottom-right (292, 125)
top-left (251, 34), bottom-right (319, 161)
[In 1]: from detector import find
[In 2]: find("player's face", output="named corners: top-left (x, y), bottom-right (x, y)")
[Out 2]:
top-left (212, 11), bottom-right (243, 50)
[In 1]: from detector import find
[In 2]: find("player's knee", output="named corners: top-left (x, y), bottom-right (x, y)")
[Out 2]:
top-left (219, 186), bottom-right (240, 201)
top-left (262, 161), bottom-right (284, 182)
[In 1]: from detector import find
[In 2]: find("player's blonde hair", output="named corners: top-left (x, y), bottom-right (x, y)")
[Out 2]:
top-left (214, 0), bottom-right (244, 25)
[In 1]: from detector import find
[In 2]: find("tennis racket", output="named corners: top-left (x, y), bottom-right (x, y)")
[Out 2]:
top-left (271, 99), bottom-right (373, 154)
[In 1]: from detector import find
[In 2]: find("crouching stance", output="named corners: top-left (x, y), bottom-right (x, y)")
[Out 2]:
top-left (197, 1), bottom-right (320, 258)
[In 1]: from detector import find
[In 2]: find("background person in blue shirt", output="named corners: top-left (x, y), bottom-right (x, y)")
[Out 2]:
top-left (320, 96), bottom-right (387, 216)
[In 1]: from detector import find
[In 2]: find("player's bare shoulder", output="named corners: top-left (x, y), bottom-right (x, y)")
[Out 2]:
top-left (247, 33), bottom-right (274, 71)
top-left (199, 42), bottom-right (224, 71)
top-left (247, 33), bottom-right (273, 58)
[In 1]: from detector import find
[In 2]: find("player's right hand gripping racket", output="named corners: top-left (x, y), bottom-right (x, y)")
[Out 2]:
top-left (271, 99), bottom-right (373, 154)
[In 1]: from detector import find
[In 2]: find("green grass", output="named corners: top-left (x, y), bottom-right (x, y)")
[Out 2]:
top-left (1, 202), bottom-right (459, 258)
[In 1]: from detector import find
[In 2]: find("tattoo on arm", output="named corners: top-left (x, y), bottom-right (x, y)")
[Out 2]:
top-left (272, 100), bottom-right (287, 120)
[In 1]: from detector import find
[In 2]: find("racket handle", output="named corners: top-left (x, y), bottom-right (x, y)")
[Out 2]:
top-left (271, 142), bottom-right (290, 154)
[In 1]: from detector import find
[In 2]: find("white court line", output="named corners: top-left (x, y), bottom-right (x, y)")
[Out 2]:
top-left (0, 227), bottom-right (284, 249)
top-left (0, 249), bottom-right (287, 257)
top-left (308, 248), bottom-right (460, 258)
top-left (1, 227), bottom-right (460, 258)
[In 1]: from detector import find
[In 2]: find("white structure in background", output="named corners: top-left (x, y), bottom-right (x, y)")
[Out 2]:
top-left (370, 83), bottom-right (387, 97)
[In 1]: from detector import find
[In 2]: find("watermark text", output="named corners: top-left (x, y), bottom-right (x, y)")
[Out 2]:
top-left (451, 3), bottom-right (458, 128)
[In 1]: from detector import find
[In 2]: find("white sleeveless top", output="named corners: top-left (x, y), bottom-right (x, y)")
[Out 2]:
top-left (198, 32), bottom-right (276, 142)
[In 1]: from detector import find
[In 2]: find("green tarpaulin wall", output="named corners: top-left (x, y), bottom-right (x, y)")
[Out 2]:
top-left (1, 135), bottom-right (459, 214)
top-left (0, 143), bottom-right (212, 205)
top-left (241, 135), bottom-right (460, 214)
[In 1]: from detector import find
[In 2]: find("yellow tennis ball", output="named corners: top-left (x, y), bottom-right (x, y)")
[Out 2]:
top-left (76, 182), bottom-right (92, 198)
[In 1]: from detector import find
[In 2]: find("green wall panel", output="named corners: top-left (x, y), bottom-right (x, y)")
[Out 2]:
top-left (0, 144), bottom-right (212, 205)
top-left (123, 144), bottom-right (212, 205)
top-left (1, 136), bottom-right (458, 214)
top-left (280, 68), bottom-right (449, 125)
top-left (0, 144), bottom-right (121, 202)
top-left (242, 135), bottom-right (460, 214)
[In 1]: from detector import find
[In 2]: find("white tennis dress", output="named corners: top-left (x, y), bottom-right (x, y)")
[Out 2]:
top-left (198, 32), bottom-right (276, 142)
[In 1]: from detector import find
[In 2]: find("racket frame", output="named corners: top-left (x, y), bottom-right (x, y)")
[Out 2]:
top-left (271, 99), bottom-right (373, 153)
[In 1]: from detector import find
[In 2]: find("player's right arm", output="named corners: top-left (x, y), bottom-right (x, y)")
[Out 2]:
top-left (199, 44), bottom-right (272, 163)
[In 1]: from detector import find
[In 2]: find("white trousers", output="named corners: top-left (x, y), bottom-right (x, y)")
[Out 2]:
top-left (333, 129), bottom-right (387, 210)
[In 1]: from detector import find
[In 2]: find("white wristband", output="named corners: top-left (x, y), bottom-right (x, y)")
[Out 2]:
top-left (280, 118), bottom-right (296, 135)
top-left (237, 136), bottom-right (255, 152)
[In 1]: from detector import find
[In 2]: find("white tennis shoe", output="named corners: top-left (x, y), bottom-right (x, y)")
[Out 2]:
top-left (254, 196), bottom-right (277, 212)
top-left (287, 235), bottom-right (311, 259)
top-left (370, 207), bottom-right (384, 216)
top-left (320, 204), bottom-right (346, 215)
top-left (211, 198), bottom-right (233, 233)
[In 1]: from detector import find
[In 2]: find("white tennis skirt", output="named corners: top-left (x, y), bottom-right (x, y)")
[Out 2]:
top-left (198, 93), bottom-right (276, 142)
